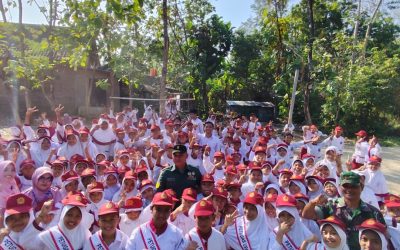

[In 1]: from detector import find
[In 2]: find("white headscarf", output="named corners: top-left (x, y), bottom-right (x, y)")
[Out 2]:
top-left (225, 204), bottom-right (270, 249)
top-left (4, 210), bottom-right (35, 245)
top-left (39, 205), bottom-right (91, 249)
top-left (275, 206), bottom-right (314, 248)
top-left (359, 228), bottom-right (388, 250)
top-left (314, 222), bottom-right (350, 250)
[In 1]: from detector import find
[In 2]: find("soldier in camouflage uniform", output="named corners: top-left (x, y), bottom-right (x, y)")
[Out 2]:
top-left (302, 171), bottom-right (386, 250)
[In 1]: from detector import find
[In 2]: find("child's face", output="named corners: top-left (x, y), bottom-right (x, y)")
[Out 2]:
top-left (106, 174), bottom-right (118, 187)
top-left (97, 165), bottom-right (106, 175)
top-left (360, 230), bottom-right (382, 250)
top-left (81, 176), bottom-right (95, 188)
top-left (307, 179), bottom-right (319, 192)
top-left (98, 213), bottom-right (119, 236)
top-left (368, 163), bottom-right (380, 172)
top-left (123, 179), bottom-right (135, 193)
top-left (212, 196), bottom-right (227, 211)
top-left (321, 224), bottom-right (341, 248)
top-left (201, 182), bottom-right (214, 196)
top-left (277, 149), bottom-right (287, 157)
top-left (182, 199), bottom-right (195, 211)
top-left (141, 188), bottom-right (155, 201)
top-left (249, 170), bottom-right (263, 183)
top-left (6, 213), bottom-right (30, 232)
top-left (126, 211), bottom-right (141, 220)
top-left (65, 180), bottom-right (78, 192)
top-left (289, 182), bottom-right (301, 195)
top-left (75, 163), bottom-right (87, 175)
top-left (228, 188), bottom-right (242, 200)
top-left (266, 188), bottom-right (278, 196)
top-left (96, 155), bottom-right (106, 163)
top-left (195, 215), bottom-right (215, 233)
top-left (279, 174), bottom-right (291, 187)
top-left (42, 213), bottom-right (55, 225)
top-left (138, 172), bottom-right (148, 181)
top-left (254, 153), bottom-right (266, 163)
top-left (264, 202), bottom-right (276, 218)
top-left (21, 165), bottom-right (35, 179)
top-left (51, 165), bottom-right (64, 177)
top-left (63, 207), bottom-right (82, 230)
top-left (89, 192), bottom-right (103, 203)
top-left (292, 162), bottom-right (303, 174)
top-left (318, 166), bottom-right (330, 178)
top-left (37, 174), bottom-right (53, 191)
top-left (243, 203), bottom-right (258, 221)
top-left (4, 164), bottom-right (16, 180)
top-left (278, 211), bottom-right (295, 226)
top-left (306, 159), bottom-right (314, 168)
top-left (41, 139), bottom-right (51, 150)
top-left (324, 183), bottom-right (338, 197)
top-left (296, 201), bottom-right (306, 214)
top-left (120, 156), bottom-right (129, 165)
top-left (326, 150), bottom-right (335, 161)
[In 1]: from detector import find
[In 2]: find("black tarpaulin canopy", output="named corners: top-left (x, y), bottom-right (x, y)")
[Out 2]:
top-left (226, 100), bottom-right (276, 122)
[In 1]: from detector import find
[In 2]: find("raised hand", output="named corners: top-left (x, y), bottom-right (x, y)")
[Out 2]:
top-left (26, 106), bottom-right (39, 115)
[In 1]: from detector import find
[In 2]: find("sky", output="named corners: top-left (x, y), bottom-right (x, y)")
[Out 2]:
top-left (7, 0), bottom-right (255, 28)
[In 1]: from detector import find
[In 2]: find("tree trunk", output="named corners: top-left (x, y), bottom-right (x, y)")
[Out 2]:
top-left (351, 0), bottom-right (361, 64)
top-left (0, 0), bottom-right (7, 22)
top-left (362, 0), bottom-right (383, 58)
top-left (160, 0), bottom-right (169, 116)
top-left (304, 0), bottom-right (314, 124)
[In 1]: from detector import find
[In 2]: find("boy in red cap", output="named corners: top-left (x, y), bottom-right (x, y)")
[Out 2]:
top-left (0, 194), bottom-right (52, 250)
top-left (85, 201), bottom-right (128, 250)
top-left (126, 191), bottom-right (186, 249)
top-left (358, 219), bottom-right (390, 250)
top-left (203, 150), bottom-right (226, 182)
top-left (86, 182), bottom-right (107, 232)
top-left (349, 130), bottom-right (369, 169)
top-left (170, 188), bottom-right (197, 235)
top-left (139, 179), bottom-right (156, 208)
top-left (186, 199), bottom-right (226, 250)
top-left (197, 173), bottom-right (215, 200)
top-left (119, 197), bottom-right (145, 236)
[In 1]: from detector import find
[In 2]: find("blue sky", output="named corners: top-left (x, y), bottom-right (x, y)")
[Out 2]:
top-left (7, 0), bottom-right (254, 27)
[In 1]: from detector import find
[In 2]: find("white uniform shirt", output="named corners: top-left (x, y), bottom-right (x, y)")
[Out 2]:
top-left (185, 227), bottom-right (226, 250)
top-left (84, 229), bottom-right (128, 250)
top-left (170, 213), bottom-right (195, 235)
top-left (119, 213), bottom-right (146, 237)
top-left (125, 222), bottom-right (187, 250)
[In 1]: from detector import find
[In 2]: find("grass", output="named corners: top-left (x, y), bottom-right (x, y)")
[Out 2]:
top-left (379, 137), bottom-right (400, 147)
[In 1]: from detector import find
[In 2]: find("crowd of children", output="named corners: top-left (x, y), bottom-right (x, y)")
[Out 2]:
top-left (0, 105), bottom-right (398, 250)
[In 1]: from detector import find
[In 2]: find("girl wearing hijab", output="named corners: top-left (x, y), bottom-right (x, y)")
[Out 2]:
top-left (86, 182), bottom-right (107, 232)
top-left (23, 166), bottom-right (62, 212)
top-left (91, 118), bottom-right (116, 158)
top-left (264, 193), bottom-right (279, 231)
top-left (306, 176), bottom-right (324, 200)
top-left (301, 216), bottom-right (349, 250)
top-left (104, 169), bottom-right (120, 201)
top-left (0, 194), bottom-right (52, 250)
top-left (37, 193), bottom-right (91, 250)
top-left (270, 194), bottom-right (315, 249)
top-left (30, 136), bottom-right (57, 168)
top-left (324, 178), bottom-right (339, 200)
top-left (60, 170), bottom-right (80, 197)
top-left (0, 161), bottom-right (20, 214)
top-left (18, 159), bottom-right (36, 191)
top-left (112, 171), bottom-right (137, 203)
top-left (358, 219), bottom-right (391, 250)
top-left (57, 131), bottom-right (84, 161)
top-left (6, 140), bottom-right (27, 173)
top-left (221, 191), bottom-right (271, 249)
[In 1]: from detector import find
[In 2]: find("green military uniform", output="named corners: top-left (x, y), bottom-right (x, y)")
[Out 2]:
top-left (315, 172), bottom-right (386, 250)
top-left (156, 164), bottom-right (202, 199)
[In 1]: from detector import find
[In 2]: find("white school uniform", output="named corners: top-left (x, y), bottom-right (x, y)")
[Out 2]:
top-left (125, 222), bottom-right (187, 250)
top-left (119, 213), bottom-right (146, 237)
top-left (170, 213), bottom-right (195, 235)
top-left (84, 229), bottom-right (128, 250)
top-left (352, 141), bottom-right (369, 164)
top-left (198, 134), bottom-right (221, 158)
top-left (185, 227), bottom-right (226, 250)
top-left (323, 135), bottom-right (345, 155)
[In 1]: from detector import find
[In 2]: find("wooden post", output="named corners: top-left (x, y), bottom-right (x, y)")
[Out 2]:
top-left (288, 69), bottom-right (299, 125)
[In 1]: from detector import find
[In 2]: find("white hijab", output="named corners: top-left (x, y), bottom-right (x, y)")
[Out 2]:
top-left (307, 223), bottom-right (349, 250)
top-left (92, 119), bottom-right (115, 142)
top-left (225, 204), bottom-right (270, 249)
top-left (39, 205), bottom-right (91, 250)
top-left (4, 210), bottom-right (35, 245)
top-left (275, 206), bottom-right (314, 248)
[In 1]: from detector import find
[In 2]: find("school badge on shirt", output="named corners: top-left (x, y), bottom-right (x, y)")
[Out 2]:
top-left (187, 171), bottom-right (196, 180)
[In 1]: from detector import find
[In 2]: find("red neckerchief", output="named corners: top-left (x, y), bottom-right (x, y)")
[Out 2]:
top-left (149, 219), bottom-right (168, 236)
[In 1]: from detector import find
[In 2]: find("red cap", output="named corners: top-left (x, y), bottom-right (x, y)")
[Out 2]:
top-left (216, 179), bottom-right (225, 187)
top-left (164, 189), bottom-right (179, 202)
top-left (258, 137), bottom-right (267, 145)
top-left (135, 165), bottom-right (148, 175)
top-left (164, 120), bottom-right (174, 126)
top-left (279, 168), bottom-right (293, 176)
top-left (225, 155), bottom-right (234, 163)
top-left (98, 201), bottom-right (119, 216)
top-left (139, 179), bottom-right (155, 193)
top-left (194, 200), bottom-right (215, 216)
top-left (276, 194), bottom-right (297, 207)
top-left (70, 154), bottom-right (86, 164)
top-left (201, 173), bottom-right (215, 183)
top-left (226, 181), bottom-right (242, 190)
top-left (301, 154), bottom-right (315, 160)
top-left (81, 168), bottom-right (95, 177)
top-left (294, 193), bottom-right (309, 202)
top-left (237, 163), bottom-right (247, 171)
top-left (124, 171), bottom-right (136, 180)
top-left (225, 165), bottom-right (238, 175)
top-left (264, 193), bottom-right (278, 203)
top-left (355, 130), bottom-right (367, 137)
top-left (118, 165), bottom-right (130, 175)
top-left (123, 197), bottom-right (143, 210)
top-left (249, 163), bottom-right (263, 172)
top-left (182, 188), bottom-right (197, 202)
top-left (5, 194), bottom-right (32, 215)
top-left (368, 155), bottom-right (382, 164)
top-left (335, 126), bottom-right (343, 132)
top-left (79, 127), bottom-right (90, 134)
top-left (212, 187), bottom-right (228, 199)
top-left (214, 151), bottom-right (225, 158)
top-left (384, 194), bottom-right (400, 208)
top-left (152, 192), bottom-right (173, 207)
top-left (51, 159), bottom-right (65, 167)
top-left (20, 159), bottom-right (36, 169)
top-left (227, 128), bottom-right (235, 134)
top-left (62, 170), bottom-right (79, 182)
top-left (150, 124), bottom-right (160, 131)
top-left (290, 175), bottom-right (305, 182)
top-left (254, 146), bottom-right (266, 154)
top-left (65, 129), bottom-right (75, 136)
top-left (357, 219), bottom-right (386, 234)
top-left (87, 181), bottom-right (104, 193)
top-left (61, 193), bottom-right (88, 207)
top-left (243, 191), bottom-right (263, 206)
top-left (97, 160), bottom-right (111, 168)
top-left (114, 128), bottom-right (125, 134)
top-left (166, 143), bottom-right (174, 149)
top-left (232, 137), bottom-right (241, 144)
top-left (318, 216), bottom-right (347, 231)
